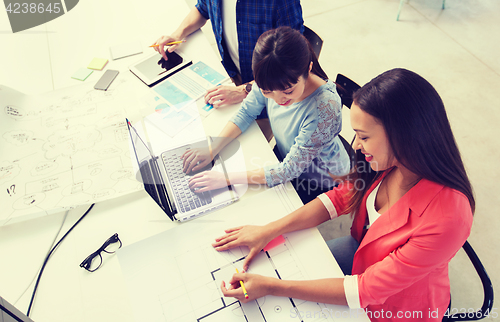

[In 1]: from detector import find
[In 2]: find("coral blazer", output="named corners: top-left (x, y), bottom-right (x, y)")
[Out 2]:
top-left (325, 170), bottom-right (473, 321)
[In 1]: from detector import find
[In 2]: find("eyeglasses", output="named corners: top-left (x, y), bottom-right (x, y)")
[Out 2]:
top-left (80, 233), bottom-right (122, 272)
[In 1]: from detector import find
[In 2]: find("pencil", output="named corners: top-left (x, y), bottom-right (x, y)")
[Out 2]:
top-left (235, 268), bottom-right (249, 299)
top-left (149, 40), bottom-right (186, 47)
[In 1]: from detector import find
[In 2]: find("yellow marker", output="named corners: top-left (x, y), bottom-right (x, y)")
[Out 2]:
top-left (235, 268), bottom-right (249, 299)
top-left (149, 40), bottom-right (186, 47)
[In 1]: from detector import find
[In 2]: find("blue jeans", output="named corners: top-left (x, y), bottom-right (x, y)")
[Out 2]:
top-left (326, 235), bottom-right (359, 275)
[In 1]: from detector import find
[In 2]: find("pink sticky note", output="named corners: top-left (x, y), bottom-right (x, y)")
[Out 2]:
top-left (263, 235), bottom-right (286, 251)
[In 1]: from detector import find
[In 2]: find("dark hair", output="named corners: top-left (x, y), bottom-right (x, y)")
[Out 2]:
top-left (346, 68), bottom-right (475, 214)
top-left (252, 26), bottom-right (328, 91)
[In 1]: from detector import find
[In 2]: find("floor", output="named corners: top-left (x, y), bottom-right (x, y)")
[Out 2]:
top-left (187, 0), bottom-right (499, 313)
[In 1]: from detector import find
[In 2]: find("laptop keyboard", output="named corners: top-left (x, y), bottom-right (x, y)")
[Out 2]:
top-left (162, 148), bottom-right (212, 213)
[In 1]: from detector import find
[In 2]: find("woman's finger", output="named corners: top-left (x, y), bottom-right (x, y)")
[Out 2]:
top-left (213, 239), bottom-right (241, 251)
top-left (212, 99), bottom-right (225, 108)
top-left (181, 149), bottom-right (194, 159)
top-left (221, 281), bottom-right (244, 299)
top-left (212, 234), bottom-right (238, 248)
top-left (224, 226), bottom-right (243, 234)
top-left (207, 93), bottom-right (224, 105)
top-left (182, 152), bottom-right (196, 170)
top-left (213, 230), bottom-right (239, 243)
top-left (243, 248), bottom-right (261, 271)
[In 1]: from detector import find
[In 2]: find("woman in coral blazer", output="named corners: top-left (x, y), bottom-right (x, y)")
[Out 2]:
top-left (211, 68), bottom-right (475, 321)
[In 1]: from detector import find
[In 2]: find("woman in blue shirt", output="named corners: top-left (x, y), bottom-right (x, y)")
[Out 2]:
top-left (183, 26), bottom-right (350, 203)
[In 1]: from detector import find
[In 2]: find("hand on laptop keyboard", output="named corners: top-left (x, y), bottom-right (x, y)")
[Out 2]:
top-left (181, 146), bottom-right (213, 174)
top-left (188, 170), bottom-right (228, 193)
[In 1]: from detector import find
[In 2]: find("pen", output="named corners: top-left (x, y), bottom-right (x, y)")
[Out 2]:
top-left (235, 268), bottom-right (249, 299)
top-left (149, 40), bottom-right (186, 48)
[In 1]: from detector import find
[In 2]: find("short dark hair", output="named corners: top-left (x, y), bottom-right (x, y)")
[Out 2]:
top-left (348, 68), bottom-right (475, 213)
top-left (252, 26), bottom-right (327, 91)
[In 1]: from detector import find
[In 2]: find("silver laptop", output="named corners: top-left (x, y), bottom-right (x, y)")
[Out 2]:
top-left (0, 296), bottom-right (34, 322)
top-left (126, 120), bottom-right (238, 221)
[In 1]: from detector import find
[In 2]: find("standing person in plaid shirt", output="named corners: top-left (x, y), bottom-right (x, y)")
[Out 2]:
top-left (153, 0), bottom-right (304, 141)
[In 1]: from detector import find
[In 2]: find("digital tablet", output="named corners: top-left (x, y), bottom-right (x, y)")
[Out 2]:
top-left (129, 51), bottom-right (192, 87)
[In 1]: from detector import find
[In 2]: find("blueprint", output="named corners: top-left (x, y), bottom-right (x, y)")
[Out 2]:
top-left (117, 186), bottom-right (369, 322)
top-left (0, 84), bottom-right (143, 225)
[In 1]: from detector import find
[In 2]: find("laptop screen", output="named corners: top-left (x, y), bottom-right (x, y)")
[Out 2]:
top-left (127, 121), bottom-right (154, 171)
top-left (0, 296), bottom-right (34, 322)
top-left (126, 120), bottom-right (176, 219)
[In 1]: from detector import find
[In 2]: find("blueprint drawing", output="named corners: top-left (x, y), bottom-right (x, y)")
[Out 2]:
top-left (0, 84), bottom-right (143, 225)
top-left (117, 187), bottom-right (368, 322)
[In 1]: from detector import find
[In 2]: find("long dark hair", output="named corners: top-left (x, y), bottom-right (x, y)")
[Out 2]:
top-left (252, 26), bottom-right (328, 91)
top-left (346, 68), bottom-right (475, 214)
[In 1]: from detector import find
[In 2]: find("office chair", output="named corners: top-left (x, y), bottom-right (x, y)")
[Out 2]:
top-left (335, 74), bottom-right (361, 168)
top-left (335, 74), bottom-right (361, 109)
top-left (443, 241), bottom-right (494, 321)
top-left (397, 0), bottom-right (446, 21)
top-left (303, 26), bottom-right (323, 58)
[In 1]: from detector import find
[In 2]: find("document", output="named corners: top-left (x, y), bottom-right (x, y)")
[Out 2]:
top-left (0, 84), bottom-right (144, 225)
top-left (117, 186), bottom-right (370, 322)
top-left (141, 61), bottom-right (229, 138)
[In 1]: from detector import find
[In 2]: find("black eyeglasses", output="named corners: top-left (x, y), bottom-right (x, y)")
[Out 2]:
top-left (80, 233), bottom-right (122, 272)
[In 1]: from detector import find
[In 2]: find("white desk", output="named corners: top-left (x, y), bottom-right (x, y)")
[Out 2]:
top-left (0, 1), bottom-right (366, 321)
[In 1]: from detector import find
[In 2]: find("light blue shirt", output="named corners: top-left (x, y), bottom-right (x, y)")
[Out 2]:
top-left (230, 79), bottom-right (350, 188)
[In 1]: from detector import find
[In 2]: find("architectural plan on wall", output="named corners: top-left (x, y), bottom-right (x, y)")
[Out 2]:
top-left (117, 186), bottom-right (369, 322)
top-left (0, 84), bottom-right (144, 225)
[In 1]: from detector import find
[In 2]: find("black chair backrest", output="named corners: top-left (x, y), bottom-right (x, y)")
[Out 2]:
top-left (303, 26), bottom-right (323, 59)
top-left (335, 74), bottom-right (361, 109)
top-left (334, 74), bottom-right (361, 168)
top-left (443, 241), bottom-right (494, 321)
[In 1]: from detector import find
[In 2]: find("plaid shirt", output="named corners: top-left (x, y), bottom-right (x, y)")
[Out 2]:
top-left (196, 0), bottom-right (304, 84)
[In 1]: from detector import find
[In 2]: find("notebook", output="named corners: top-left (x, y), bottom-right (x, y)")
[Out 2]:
top-left (126, 120), bottom-right (238, 221)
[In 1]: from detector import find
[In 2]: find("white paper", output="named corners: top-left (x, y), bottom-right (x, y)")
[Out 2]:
top-left (117, 186), bottom-right (370, 322)
top-left (0, 84), bottom-right (144, 225)
top-left (110, 40), bottom-right (143, 60)
top-left (137, 61), bottom-right (230, 138)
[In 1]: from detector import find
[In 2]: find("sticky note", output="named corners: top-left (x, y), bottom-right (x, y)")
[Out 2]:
top-left (87, 57), bottom-right (108, 70)
top-left (263, 235), bottom-right (286, 251)
top-left (71, 68), bottom-right (93, 81)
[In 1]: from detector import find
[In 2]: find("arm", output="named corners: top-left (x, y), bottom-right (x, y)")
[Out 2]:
top-left (183, 122), bottom-right (241, 173)
top-left (213, 198), bottom-right (331, 270)
top-left (186, 86), bottom-right (266, 178)
top-left (153, 7), bottom-right (208, 59)
top-left (222, 273), bottom-right (347, 305)
top-left (204, 81), bottom-right (253, 108)
top-left (188, 167), bottom-right (266, 192)
top-left (218, 197), bottom-right (348, 305)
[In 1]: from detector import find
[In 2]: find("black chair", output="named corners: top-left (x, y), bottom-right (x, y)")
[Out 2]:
top-left (335, 73), bottom-right (361, 109)
top-left (303, 26), bottom-right (323, 58)
top-left (335, 74), bottom-right (361, 167)
top-left (443, 241), bottom-right (494, 321)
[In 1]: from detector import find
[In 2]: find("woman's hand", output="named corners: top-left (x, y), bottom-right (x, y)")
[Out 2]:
top-left (188, 171), bottom-right (228, 192)
top-left (182, 147), bottom-right (213, 174)
top-left (204, 85), bottom-right (247, 108)
top-left (221, 272), bottom-right (276, 303)
top-left (212, 225), bottom-right (274, 271)
top-left (151, 35), bottom-right (182, 60)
